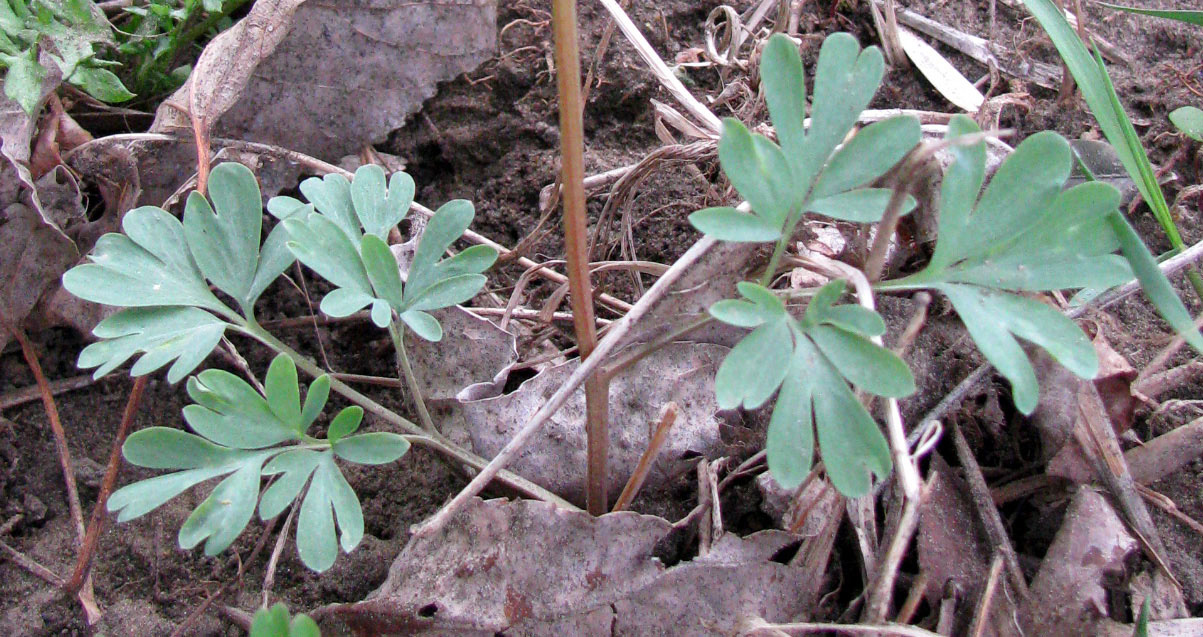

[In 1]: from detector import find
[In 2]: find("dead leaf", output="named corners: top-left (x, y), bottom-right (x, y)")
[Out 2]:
top-left (1020, 488), bottom-right (1138, 635)
top-left (407, 307), bottom-right (518, 404)
top-left (323, 498), bottom-right (816, 635)
top-left (455, 343), bottom-right (728, 504)
top-left (898, 26), bottom-right (985, 112)
top-left (152, 0), bottom-right (498, 161)
top-left (0, 185), bottom-right (82, 347)
top-left (0, 50), bottom-right (65, 225)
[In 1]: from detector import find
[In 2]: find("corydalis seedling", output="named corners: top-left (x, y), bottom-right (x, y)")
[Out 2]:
top-left (107, 354), bottom-right (410, 572)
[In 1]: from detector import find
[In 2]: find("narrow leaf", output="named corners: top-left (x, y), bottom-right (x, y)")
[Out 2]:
top-left (688, 206), bottom-right (781, 242)
top-left (333, 432), bottom-right (410, 465)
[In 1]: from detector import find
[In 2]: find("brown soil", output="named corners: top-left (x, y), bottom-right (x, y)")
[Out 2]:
top-left (2, 0), bottom-right (1202, 633)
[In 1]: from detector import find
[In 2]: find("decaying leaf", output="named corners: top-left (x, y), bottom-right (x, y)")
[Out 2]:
top-left (152, 0), bottom-right (498, 162)
top-left (455, 343), bottom-right (727, 503)
top-left (407, 307), bottom-right (517, 404)
top-left (1020, 488), bottom-right (1138, 634)
top-left (0, 201), bottom-right (79, 339)
top-left (0, 50), bottom-right (64, 224)
top-left (323, 498), bottom-right (816, 635)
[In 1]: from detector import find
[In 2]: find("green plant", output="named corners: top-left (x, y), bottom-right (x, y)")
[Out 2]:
top-left (1096, 3), bottom-right (1203, 27)
top-left (691, 33), bottom-right (920, 495)
top-left (108, 354), bottom-right (408, 572)
top-left (0, 0), bottom-right (133, 114)
top-left (61, 161), bottom-right (500, 571)
top-left (114, 0), bottom-right (249, 99)
top-left (692, 32), bottom-right (1203, 497)
top-left (1171, 106), bottom-right (1203, 142)
top-left (1022, 0), bottom-right (1203, 303)
top-left (250, 603), bottom-right (319, 637)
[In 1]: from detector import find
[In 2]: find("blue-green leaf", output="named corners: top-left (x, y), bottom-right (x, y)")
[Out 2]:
top-left (688, 206), bottom-right (782, 242)
top-left (350, 165), bottom-right (413, 238)
top-left (809, 325), bottom-right (915, 398)
top-left (806, 188), bottom-right (914, 222)
top-left (717, 119), bottom-right (794, 230)
top-left (798, 33), bottom-right (884, 187)
top-left (400, 310), bottom-right (442, 342)
top-left (78, 307), bottom-right (227, 382)
top-left (296, 453), bottom-right (363, 572)
top-left (259, 448), bottom-right (321, 520)
top-left (403, 273), bottom-right (486, 312)
top-left (326, 406), bottom-right (363, 443)
top-left (299, 174), bottom-right (359, 244)
top-left (333, 432), bottom-right (410, 465)
top-left (406, 199), bottom-right (475, 299)
top-left (264, 354), bottom-right (301, 427)
top-left (714, 319), bottom-right (793, 410)
top-left (184, 163), bottom-right (262, 305)
top-left (811, 348), bottom-right (891, 497)
top-left (62, 207), bottom-right (227, 313)
top-left (178, 453), bottom-right (271, 556)
top-left (813, 116), bottom-right (921, 198)
top-left (1170, 106), bottom-right (1203, 142)
top-left (761, 34), bottom-right (807, 163)
top-left (360, 233), bottom-right (405, 311)
top-left (765, 346), bottom-right (816, 489)
top-left (299, 375), bottom-right (331, 434)
top-left (284, 213), bottom-right (374, 295)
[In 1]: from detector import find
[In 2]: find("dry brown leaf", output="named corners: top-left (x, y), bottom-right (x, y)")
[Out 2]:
top-left (1020, 488), bottom-right (1138, 635)
top-left (407, 307), bottom-right (517, 404)
top-left (0, 171), bottom-right (84, 348)
top-left (152, 0), bottom-right (498, 161)
top-left (455, 343), bottom-right (728, 504)
top-left (0, 50), bottom-right (65, 226)
top-left (323, 498), bottom-right (815, 635)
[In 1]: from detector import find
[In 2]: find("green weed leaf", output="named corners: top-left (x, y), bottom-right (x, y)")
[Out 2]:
top-left (711, 281), bottom-right (906, 495)
top-left (62, 162), bottom-right (298, 380)
top-left (1170, 106), bottom-right (1203, 142)
top-left (281, 173), bottom-right (494, 339)
top-left (690, 33), bottom-right (918, 242)
top-left (107, 354), bottom-right (407, 572)
top-left (886, 116), bottom-right (1130, 413)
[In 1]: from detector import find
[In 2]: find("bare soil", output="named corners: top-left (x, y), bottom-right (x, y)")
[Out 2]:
top-left (2, 0), bottom-right (1202, 633)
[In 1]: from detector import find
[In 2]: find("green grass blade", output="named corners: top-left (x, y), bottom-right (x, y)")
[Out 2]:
top-left (1097, 3), bottom-right (1203, 26)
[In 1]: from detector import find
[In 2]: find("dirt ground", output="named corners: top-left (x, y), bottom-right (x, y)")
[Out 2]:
top-left (2, 0), bottom-right (1202, 634)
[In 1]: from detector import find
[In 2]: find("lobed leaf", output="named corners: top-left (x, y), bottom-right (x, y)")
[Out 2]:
top-left (178, 454), bottom-right (272, 556)
top-left (184, 162), bottom-right (262, 306)
top-left (78, 307), bottom-right (227, 382)
top-left (296, 453), bottom-right (363, 572)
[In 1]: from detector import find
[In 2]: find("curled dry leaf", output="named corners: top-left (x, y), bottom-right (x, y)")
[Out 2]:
top-left (0, 50), bottom-right (65, 225)
top-left (456, 343), bottom-right (728, 504)
top-left (152, 0), bottom-right (498, 161)
top-left (0, 202), bottom-right (79, 344)
top-left (407, 307), bottom-right (517, 404)
top-left (324, 498), bottom-right (817, 635)
top-left (1035, 335), bottom-right (1138, 482)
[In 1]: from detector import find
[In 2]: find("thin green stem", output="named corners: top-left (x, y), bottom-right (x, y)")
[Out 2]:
top-left (389, 321), bottom-right (436, 434)
top-left (760, 210), bottom-right (803, 287)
